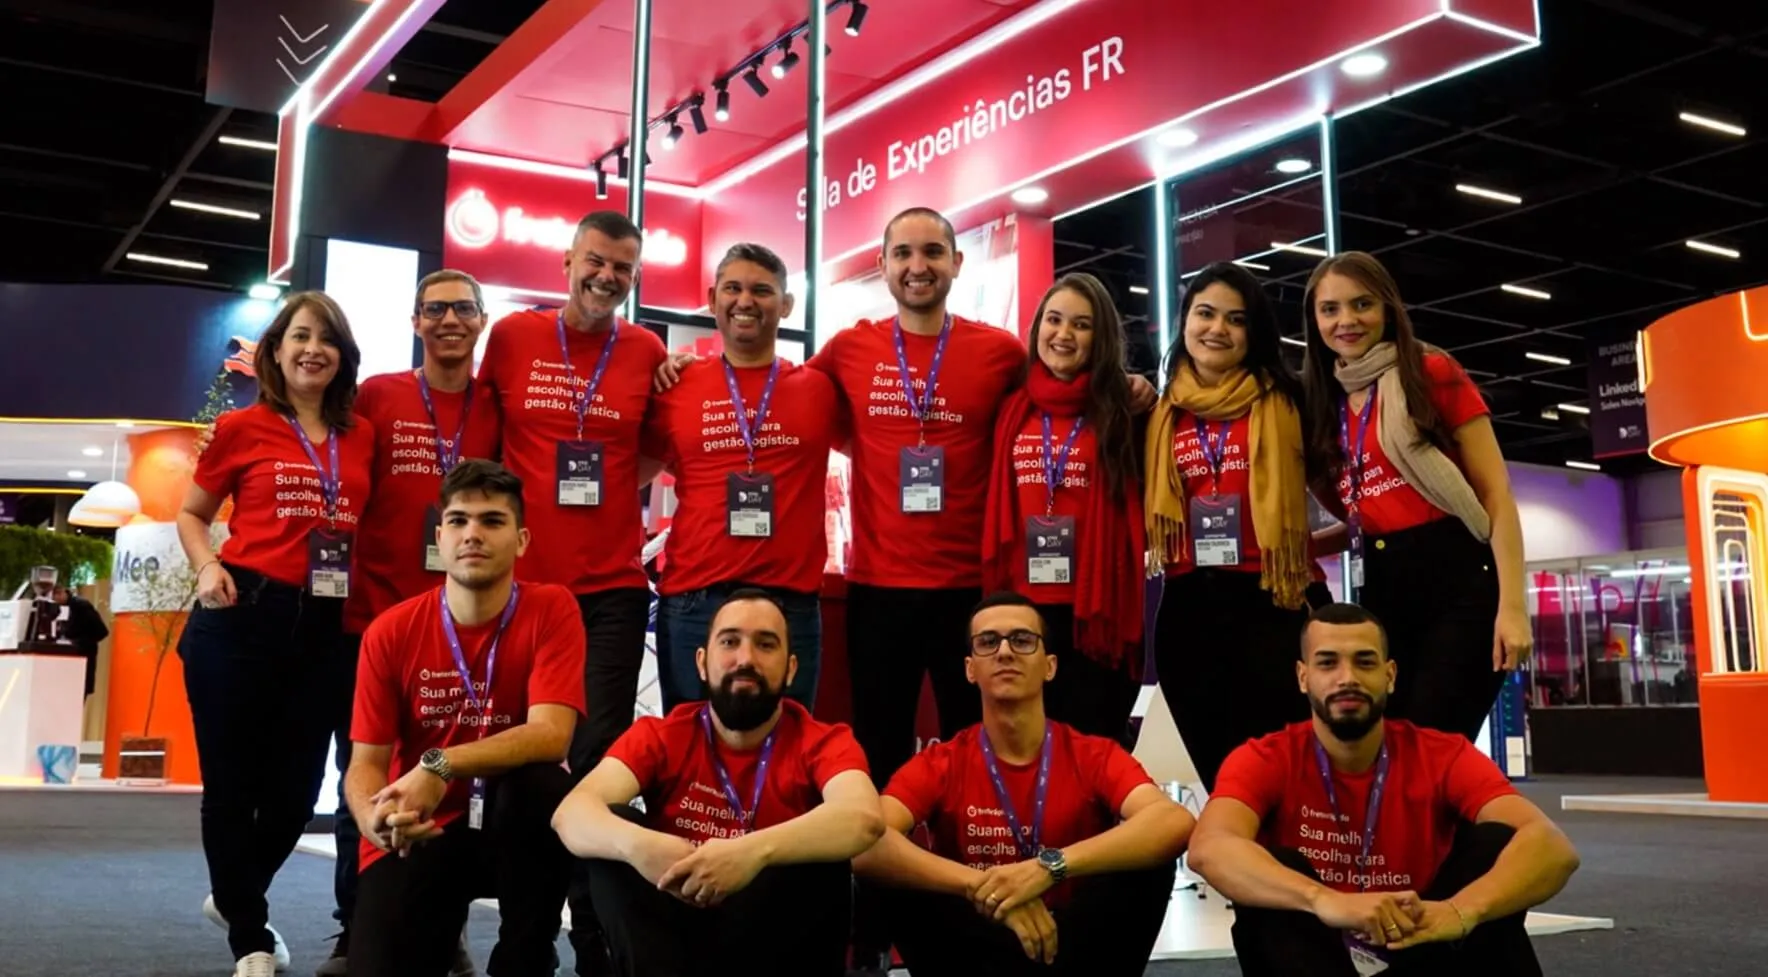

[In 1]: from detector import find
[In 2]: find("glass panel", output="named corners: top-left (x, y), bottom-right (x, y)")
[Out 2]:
top-left (1710, 490), bottom-right (1762, 675)
top-left (1525, 548), bottom-right (1700, 708)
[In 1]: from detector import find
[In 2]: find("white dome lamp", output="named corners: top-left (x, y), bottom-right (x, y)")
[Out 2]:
top-left (69, 436), bottom-right (142, 528)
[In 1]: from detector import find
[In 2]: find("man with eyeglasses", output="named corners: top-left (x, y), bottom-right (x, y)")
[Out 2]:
top-left (852, 591), bottom-right (1191, 975)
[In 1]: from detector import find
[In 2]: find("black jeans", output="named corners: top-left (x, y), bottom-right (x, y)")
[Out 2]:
top-left (882, 861), bottom-right (1176, 976)
top-left (845, 583), bottom-right (984, 789)
top-left (347, 763), bottom-right (574, 977)
top-left (334, 633), bottom-right (363, 933)
top-left (1231, 822), bottom-right (1541, 977)
top-left (177, 564), bottom-right (351, 961)
top-left (656, 581), bottom-right (822, 713)
top-left (1156, 569), bottom-right (1311, 792)
top-left (584, 810), bottom-right (853, 977)
top-left (1039, 602), bottom-right (1140, 748)
top-left (1358, 519), bottom-right (1505, 741)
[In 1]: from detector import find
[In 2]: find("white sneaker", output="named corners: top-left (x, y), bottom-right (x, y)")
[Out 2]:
top-left (204, 894), bottom-right (291, 971)
top-left (234, 951), bottom-right (277, 977)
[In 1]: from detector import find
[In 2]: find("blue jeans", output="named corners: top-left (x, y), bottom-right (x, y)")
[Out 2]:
top-left (656, 583), bottom-right (821, 713)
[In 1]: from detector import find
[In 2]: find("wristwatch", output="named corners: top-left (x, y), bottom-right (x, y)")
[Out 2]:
top-left (419, 748), bottom-right (453, 783)
top-left (1036, 847), bottom-right (1068, 883)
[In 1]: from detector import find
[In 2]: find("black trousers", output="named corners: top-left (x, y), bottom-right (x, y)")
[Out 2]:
top-left (584, 810), bottom-right (854, 977)
top-left (334, 634), bottom-right (363, 932)
top-left (845, 583), bottom-right (983, 789)
top-left (177, 564), bottom-right (351, 961)
top-left (1231, 822), bottom-right (1541, 977)
top-left (1357, 519), bottom-right (1505, 741)
top-left (1156, 569), bottom-right (1311, 792)
top-left (882, 861), bottom-right (1176, 976)
top-left (1039, 602), bottom-right (1141, 748)
top-left (347, 763), bottom-right (574, 977)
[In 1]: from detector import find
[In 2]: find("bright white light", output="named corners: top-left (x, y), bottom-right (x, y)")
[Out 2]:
top-left (1501, 283), bottom-right (1552, 300)
top-left (325, 239), bottom-right (421, 378)
top-left (1558, 403), bottom-right (1591, 415)
top-left (1273, 241), bottom-right (1330, 257)
top-left (171, 199), bottom-right (261, 220)
top-left (1341, 53), bottom-right (1388, 77)
top-left (249, 283), bottom-right (283, 301)
top-left (387, 73), bottom-right (397, 83)
top-left (67, 470), bottom-right (87, 480)
top-left (1687, 239), bottom-right (1741, 259)
top-left (1525, 352), bottom-right (1571, 366)
top-left (1129, 285), bottom-right (1150, 295)
top-left (1540, 407), bottom-right (1560, 420)
top-left (1280, 336), bottom-right (1308, 347)
top-left (114, 421), bottom-right (135, 429)
top-left (218, 135), bottom-right (278, 152)
top-left (81, 447), bottom-right (103, 457)
top-left (1159, 128), bottom-right (1199, 148)
top-left (1010, 186), bottom-right (1049, 205)
top-left (1679, 111), bottom-right (1746, 137)
top-left (1565, 461), bottom-right (1601, 472)
top-left (1456, 183), bottom-right (1523, 205)
top-left (1275, 158), bottom-right (1313, 174)
top-left (1234, 259), bottom-right (1272, 271)
top-left (126, 252), bottom-right (209, 271)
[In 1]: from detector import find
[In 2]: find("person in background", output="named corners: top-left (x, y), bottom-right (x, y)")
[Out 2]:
top-left (175, 291), bottom-right (373, 977)
top-left (1187, 602), bottom-right (1578, 976)
top-left (476, 210), bottom-right (667, 975)
top-left (52, 584), bottom-right (109, 702)
top-left (552, 589), bottom-right (884, 977)
top-left (855, 592), bottom-right (1190, 975)
top-left (344, 460), bottom-right (582, 977)
top-left (1299, 251), bottom-right (1531, 741)
top-left (1145, 262), bottom-right (1314, 791)
top-left (981, 273), bottom-right (1146, 744)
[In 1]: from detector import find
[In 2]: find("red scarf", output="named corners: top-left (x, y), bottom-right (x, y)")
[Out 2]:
top-left (983, 365), bottom-right (1146, 673)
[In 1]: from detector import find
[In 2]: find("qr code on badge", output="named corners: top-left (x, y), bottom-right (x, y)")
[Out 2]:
top-left (1054, 567), bottom-right (1069, 583)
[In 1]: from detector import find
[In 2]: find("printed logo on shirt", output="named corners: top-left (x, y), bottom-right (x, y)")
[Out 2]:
top-left (522, 357), bottom-right (623, 420)
top-left (1174, 429), bottom-right (1248, 481)
top-left (413, 667), bottom-right (512, 731)
top-left (1336, 451), bottom-right (1407, 505)
top-left (698, 397), bottom-right (801, 454)
top-left (387, 418), bottom-right (457, 479)
top-left (673, 779), bottom-right (753, 843)
top-left (1295, 803), bottom-right (1413, 890)
top-left (867, 361), bottom-right (965, 425)
top-left (271, 460), bottom-right (360, 525)
top-left (960, 803), bottom-right (1032, 866)
top-left (1011, 434), bottom-right (1091, 489)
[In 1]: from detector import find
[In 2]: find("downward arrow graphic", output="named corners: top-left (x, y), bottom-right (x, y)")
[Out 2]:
top-left (279, 15), bottom-right (329, 44)
top-left (279, 36), bottom-right (328, 65)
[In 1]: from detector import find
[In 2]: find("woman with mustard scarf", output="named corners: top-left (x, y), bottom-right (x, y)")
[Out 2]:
top-left (1145, 263), bottom-right (1315, 791)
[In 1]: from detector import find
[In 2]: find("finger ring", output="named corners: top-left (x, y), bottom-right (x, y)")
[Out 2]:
top-left (988, 895), bottom-right (1000, 904)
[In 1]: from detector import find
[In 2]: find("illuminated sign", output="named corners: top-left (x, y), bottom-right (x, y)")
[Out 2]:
top-left (445, 188), bottom-right (688, 266)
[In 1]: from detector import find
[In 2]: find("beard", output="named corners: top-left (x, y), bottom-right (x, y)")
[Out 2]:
top-left (1311, 688), bottom-right (1386, 742)
top-left (708, 667), bottom-right (783, 732)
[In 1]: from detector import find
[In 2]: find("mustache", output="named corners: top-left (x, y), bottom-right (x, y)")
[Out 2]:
top-left (1327, 690), bottom-right (1372, 705)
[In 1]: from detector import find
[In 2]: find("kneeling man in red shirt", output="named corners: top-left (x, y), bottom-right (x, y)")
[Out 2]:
top-left (1189, 602), bottom-right (1581, 977)
top-left (853, 591), bottom-right (1195, 975)
top-left (344, 459), bottom-right (587, 977)
top-left (552, 589), bottom-right (885, 977)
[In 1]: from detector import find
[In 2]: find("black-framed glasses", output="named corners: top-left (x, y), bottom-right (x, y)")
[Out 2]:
top-left (970, 629), bottom-right (1043, 657)
top-left (418, 300), bottom-right (483, 321)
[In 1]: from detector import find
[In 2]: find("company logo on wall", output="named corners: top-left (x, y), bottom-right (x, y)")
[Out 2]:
top-left (445, 188), bottom-right (689, 267)
top-left (224, 336), bottom-right (260, 379)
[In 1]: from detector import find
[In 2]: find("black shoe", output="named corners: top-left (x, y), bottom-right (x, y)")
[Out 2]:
top-left (574, 929), bottom-right (613, 977)
top-left (846, 947), bottom-right (891, 977)
top-left (315, 929), bottom-right (349, 977)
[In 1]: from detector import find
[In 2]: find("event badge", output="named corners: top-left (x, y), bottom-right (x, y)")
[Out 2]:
top-left (1026, 516), bottom-right (1075, 585)
top-left (423, 505), bottom-right (444, 572)
top-left (1188, 495), bottom-right (1242, 567)
top-left (307, 529), bottom-right (353, 598)
top-left (556, 442), bottom-right (604, 507)
top-left (1347, 524), bottom-right (1366, 590)
top-left (899, 445), bottom-right (944, 513)
top-left (468, 780), bottom-right (485, 831)
top-left (1346, 938), bottom-right (1390, 976)
top-left (727, 472), bottom-right (775, 538)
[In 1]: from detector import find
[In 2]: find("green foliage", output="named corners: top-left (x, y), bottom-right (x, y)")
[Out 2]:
top-left (197, 368), bottom-right (238, 424)
top-left (0, 525), bottom-right (113, 594)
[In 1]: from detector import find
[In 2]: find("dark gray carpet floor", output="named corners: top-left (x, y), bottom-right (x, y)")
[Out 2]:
top-left (0, 776), bottom-right (1763, 975)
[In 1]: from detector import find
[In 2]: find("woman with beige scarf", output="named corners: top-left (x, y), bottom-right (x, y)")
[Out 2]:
top-left (1299, 251), bottom-right (1532, 742)
top-left (1144, 263), bottom-right (1316, 791)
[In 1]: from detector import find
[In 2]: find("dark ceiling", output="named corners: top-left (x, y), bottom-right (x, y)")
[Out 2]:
top-left (3, 0), bottom-right (1765, 472)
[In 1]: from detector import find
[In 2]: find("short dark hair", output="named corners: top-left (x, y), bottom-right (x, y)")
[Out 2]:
top-left (439, 459), bottom-right (525, 527)
top-left (574, 210), bottom-right (643, 248)
top-left (413, 269), bottom-right (484, 313)
top-left (715, 243), bottom-right (790, 289)
top-left (1301, 602), bottom-right (1388, 658)
top-left (969, 591), bottom-right (1046, 638)
top-left (883, 207), bottom-right (957, 251)
top-left (710, 587), bottom-right (791, 646)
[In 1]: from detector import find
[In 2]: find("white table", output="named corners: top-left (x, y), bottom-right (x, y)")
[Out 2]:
top-left (0, 653), bottom-right (85, 781)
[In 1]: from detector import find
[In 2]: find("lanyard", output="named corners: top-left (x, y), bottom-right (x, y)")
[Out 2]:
top-left (284, 416), bottom-right (341, 522)
top-left (1338, 392), bottom-right (1378, 518)
top-left (555, 310), bottom-right (620, 443)
top-left (415, 370), bottom-right (473, 474)
top-left (1312, 738), bottom-right (1389, 892)
top-left (978, 724), bottom-right (1053, 858)
top-left (699, 706), bottom-right (776, 829)
top-left (437, 583), bottom-right (521, 717)
top-left (1193, 416), bottom-right (1232, 495)
top-left (892, 315), bottom-right (953, 447)
top-left (1039, 414), bottom-right (1085, 515)
top-left (721, 357), bottom-right (781, 473)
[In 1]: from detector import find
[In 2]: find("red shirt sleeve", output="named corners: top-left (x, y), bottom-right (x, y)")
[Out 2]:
top-left (639, 390), bottom-right (675, 466)
top-left (882, 744), bottom-right (948, 824)
top-left (1442, 738), bottom-right (1518, 822)
top-left (807, 724), bottom-right (871, 790)
top-left (1425, 353), bottom-right (1488, 429)
top-left (605, 717), bottom-right (667, 789)
top-left (351, 617), bottom-right (402, 746)
top-left (193, 408), bottom-right (252, 498)
top-left (477, 314), bottom-right (510, 395)
top-left (1090, 741), bottom-right (1157, 817)
top-left (526, 588), bottom-right (588, 714)
top-left (805, 328), bottom-right (847, 380)
top-left (1210, 737), bottom-right (1288, 820)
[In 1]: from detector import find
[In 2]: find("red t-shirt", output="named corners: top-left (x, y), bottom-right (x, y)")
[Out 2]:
top-left (641, 357), bottom-right (840, 596)
top-left (606, 699), bottom-right (870, 845)
top-left (1166, 411), bottom-right (1264, 575)
top-left (343, 371), bottom-right (502, 634)
top-left (478, 309), bottom-right (667, 593)
top-left (351, 581), bottom-right (586, 869)
top-left (1335, 353), bottom-right (1488, 537)
top-left (809, 317), bottom-right (1024, 588)
top-left (194, 403), bottom-right (375, 589)
top-left (1003, 413), bottom-right (1095, 605)
top-left (885, 722), bottom-right (1153, 905)
top-left (1212, 720), bottom-right (1517, 894)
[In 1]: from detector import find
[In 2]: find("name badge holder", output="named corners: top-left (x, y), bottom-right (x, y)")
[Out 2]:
top-left (1339, 395), bottom-right (1378, 595)
top-left (700, 706), bottom-right (776, 833)
top-left (1313, 738), bottom-right (1392, 975)
top-left (439, 583), bottom-right (521, 830)
top-left (423, 505), bottom-right (445, 573)
top-left (978, 725), bottom-right (1052, 860)
top-left (894, 315), bottom-right (953, 514)
top-left (722, 358), bottom-right (781, 538)
top-left (286, 417), bottom-right (353, 598)
top-left (416, 370), bottom-right (473, 570)
top-left (554, 311), bottom-right (619, 508)
top-left (1189, 418), bottom-right (1241, 567)
top-left (1027, 414), bottom-right (1085, 584)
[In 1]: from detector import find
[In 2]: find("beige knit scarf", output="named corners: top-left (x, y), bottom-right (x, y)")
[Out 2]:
top-left (1335, 342), bottom-right (1491, 541)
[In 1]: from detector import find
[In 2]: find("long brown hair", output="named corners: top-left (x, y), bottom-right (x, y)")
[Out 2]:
top-left (1026, 272), bottom-right (1139, 498)
top-left (253, 290), bottom-right (361, 431)
top-left (1299, 251), bottom-right (1452, 492)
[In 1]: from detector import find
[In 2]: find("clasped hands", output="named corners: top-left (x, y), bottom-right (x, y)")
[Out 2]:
top-left (967, 859), bottom-right (1060, 965)
top-left (635, 833), bottom-right (768, 909)
top-left (360, 766), bottom-right (451, 857)
top-left (1314, 888), bottom-right (1474, 951)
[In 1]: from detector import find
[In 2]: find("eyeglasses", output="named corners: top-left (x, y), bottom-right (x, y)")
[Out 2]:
top-left (970, 630), bottom-right (1043, 657)
top-left (418, 300), bottom-right (483, 321)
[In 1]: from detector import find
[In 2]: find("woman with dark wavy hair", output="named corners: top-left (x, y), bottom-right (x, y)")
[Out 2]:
top-left (1299, 251), bottom-right (1530, 742)
top-left (982, 272), bottom-right (1146, 744)
top-left (1145, 262), bottom-right (1314, 790)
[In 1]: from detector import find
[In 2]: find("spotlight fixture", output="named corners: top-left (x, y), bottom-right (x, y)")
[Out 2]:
top-left (662, 117), bottom-right (684, 150)
top-left (1010, 186), bottom-right (1049, 205)
top-left (1275, 158), bottom-right (1313, 174)
top-left (714, 85), bottom-right (731, 121)
top-left (773, 42), bottom-right (800, 79)
top-left (82, 446), bottom-right (103, 458)
top-left (617, 152), bottom-right (630, 179)
top-left (1128, 285), bottom-right (1150, 295)
top-left (1341, 53), bottom-right (1387, 77)
top-left (846, 0), bottom-right (869, 36)
top-left (1158, 127), bottom-right (1199, 148)
top-left (67, 470), bottom-right (87, 480)
top-left (688, 95), bottom-right (709, 135)
top-left (595, 164), bottom-right (609, 200)
top-left (743, 67), bottom-right (769, 98)
top-left (248, 283), bottom-right (282, 301)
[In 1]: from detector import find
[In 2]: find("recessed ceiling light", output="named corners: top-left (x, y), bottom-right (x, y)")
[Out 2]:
top-left (1275, 158), bottom-right (1313, 174)
top-left (67, 470), bottom-right (87, 480)
top-left (386, 73), bottom-right (397, 83)
top-left (1566, 461), bottom-right (1601, 472)
top-left (1341, 53), bottom-right (1387, 77)
top-left (170, 199), bottom-right (261, 220)
top-left (1158, 127), bottom-right (1199, 148)
top-left (1678, 111), bottom-right (1746, 137)
top-left (126, 252), bottom-right (209, 271)
top-left (81, 446), bottom-right (103, 457)
top-left (249, 283), bottom-right (282, 301)
top-left (1129, 285), bottom-right (1150, 295)
top-left (1558, 403), bottom-right (1591, 415)
top-left (1540, 407), bottom-right (1560, 420)
top-left (1686, 239), bottom-right (1741, 259)
top-left (1456, 183), bottom-right (1522, 205)
top-left (1010, 186), bottom-right (1049, 205)
top-left (1501, 283), bottom-right (1552, 300)
top-left (1272, 241), bottom-right (1330, 257)
top-left (218, 135), bottom-right (278, 152)
top-left (1525, 352), bottom-right (1571, 366)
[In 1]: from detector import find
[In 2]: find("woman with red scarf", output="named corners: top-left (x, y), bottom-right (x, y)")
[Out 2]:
top-left (983, 272), bottom-right (1147, 746)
